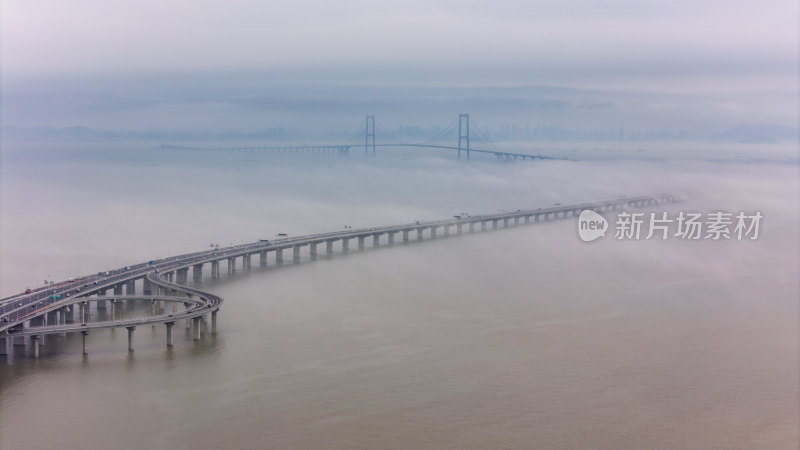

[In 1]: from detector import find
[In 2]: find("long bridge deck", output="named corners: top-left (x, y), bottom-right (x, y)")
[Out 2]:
top-left (161, 143), bottom-right (566, 161)
top-left (1, 193), bottom-right (681, 358)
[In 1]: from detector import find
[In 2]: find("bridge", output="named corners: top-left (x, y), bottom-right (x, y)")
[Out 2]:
top-left (160, 114), bottom-right (570, 162)
top-left (1, 193), bottom-right (682, 359)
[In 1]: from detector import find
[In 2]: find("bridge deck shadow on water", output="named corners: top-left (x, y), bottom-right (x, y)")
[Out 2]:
top-left (1, 194), bottom-right (681, 360)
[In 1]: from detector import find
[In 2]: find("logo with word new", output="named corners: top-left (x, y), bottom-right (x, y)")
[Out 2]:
top-left (577, 210), bottom-right (608, 242)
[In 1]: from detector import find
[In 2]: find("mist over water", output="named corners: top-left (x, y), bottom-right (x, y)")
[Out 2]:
top-left (0, 142), bottom-right (797, 448)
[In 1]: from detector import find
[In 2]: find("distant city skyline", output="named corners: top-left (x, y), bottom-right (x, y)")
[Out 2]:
top-left (2, 1), bottom-right (796, 138)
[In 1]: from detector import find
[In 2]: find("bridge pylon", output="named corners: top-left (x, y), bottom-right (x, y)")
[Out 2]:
top-left (365, 115), bottom-right (376, 156)
top-left (458, 114), bottom-right (470, 161)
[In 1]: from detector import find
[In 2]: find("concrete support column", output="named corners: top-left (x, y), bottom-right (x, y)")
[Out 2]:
top-left (114, 285), bottom-right (123, 296)
top-left (177, 268), bottom-right (189, 285)
top-left (373, 234), bottom-right (380, 247)
top-left (211, 310), bottom-right (218, 335)
top-left (430, 226), bottom-right (437, 238)
top-left (228, 258), bottom-right (235, 274)
top-left (126, 326), bottom-right (135, 352)
top-left (33, 336), bottom-right (40, 358)
top-left (165, 322), bottom-right (175, 347)
top-left (293, 245), bottom-right (301, 263)
top-left (481, 221), bottom-right (488, 232)
top-left (110, 300), bottom-right (116, 321)
top-left (326, 240), bottom-right (334, 255)
top-left (62, 306), bottom-right (72, 324)
top-left (242, 254), bottom-right (251, 271)
top-left (275, 249), bottom-right (283, 264)
top-left (211, 261), bottom-right (220, 279)
top-left (388, 232), bottom-right (395, 245)
top-left (81, 330), bottom-right (88, 355)
top-left (342, 239), bottom-right (349, 253)
top-left (126, 281), bottom-right (135, 295)
top-left (402, 230), bottom-right (410, 243)
top-left (192, 317), bottom-right (201, 341)
top-left (469, 222), bottom-right (475, 233)
top-left (525, 215), bottom-right (530, 224)
top-left (417, 229), bottom-right (423, 240)
top-left (514, 216), bottom-right (520, 225)
top-left (492, 219), bottom-right (499, 230)
top-left (193, 264), bottom-right (203, 282)
top-left (457, 223), bottom-right (463, 234)
top-left (358, 236), bottom-right (365, 250)
top-left (143, 278), bottom-right (152, 295)
top-left (310, 243), bottom-right (318, 260)
top-left (96, 298), bottom-right (107, 309)
top-left (260, 251), bottom-right (267, 266)
top-left (444, 225), bottom-right (450, 237)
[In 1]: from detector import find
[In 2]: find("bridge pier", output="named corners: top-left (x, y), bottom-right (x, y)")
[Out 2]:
top-left (192, 317), bottom-right (201, 341)
top-left (165, 322), bottom-right (175, 347)
top-left (444, 225), bottom-right (450, 237)
top-left (62, 306), bottom-right (73, 324)
top-left (326, 240), bottom-right (334, 255)
top-left (211, 261), bottom-right (220, 278)
top-left (114, 285), bottom-right (123, 296)
top-left (402, 230), bottom-right (410, 243)
top-left (212, 310), bottom-right (218, 335)
top-left (33, 335), bottom-right (40, 358)
top-left (492, 219), bottom-right (499, 230)
top-left (126, 281), bottom-right (135, 295)
top-left (293, 245), bottom-right (301, 263)
top-left (388, 232), bottom-right (395, 245)
top-left (481, 221), bottom-right (488, 232)
top-left (193, 264), bottom-right (203, 282)
top-left (177, 268), bottom-right (189, 285)
top-left (143, 278), bottom-right (152, 295)
top-left (342, 239), bottom-right (349, 253)
top-left (79, 302), bottom-right (88, 324)
top-left (373, 234), bottom-right (380, 247)
top-left (430, 226), bottom-right (437, 239)
top-left (310, 242), bottom-right (318, 260)
top-left (457, 223), bottom-right (463, 234)
top-left (242, 254), bottom-right (251, 271)
top-left (110, 299), bottom-right (116, 320)
top-left (126, 326), bottom-right (135, 352)
top-left (260, 251), bottom-right (267, 267)
top-left (275, 248), bottom-right (283, 265)
top-left (469, 222), bottom-right (476, 233)
top-left (504, 218), bottom-right (510, 227)
top-left (417, 229), bottom-right (423, 240)
top-left (358, 236), bottom-right (365, 250)
top-left (81, 330), bottom-right (88, 355)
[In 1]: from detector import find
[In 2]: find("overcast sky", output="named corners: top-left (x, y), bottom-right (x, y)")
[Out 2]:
top-left (1, 0), bottom-right (797, 133)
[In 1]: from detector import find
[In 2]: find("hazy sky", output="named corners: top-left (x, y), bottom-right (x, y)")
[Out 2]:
top-left (1, 0), bottom-right (797, 133)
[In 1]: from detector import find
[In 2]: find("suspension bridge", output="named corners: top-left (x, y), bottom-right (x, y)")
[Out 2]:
top-left (161, 114), bottom-right (568, 162)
